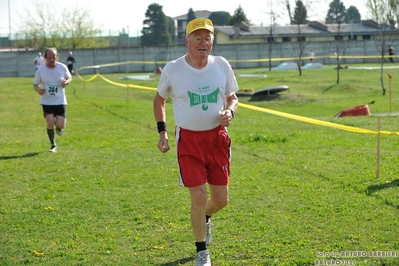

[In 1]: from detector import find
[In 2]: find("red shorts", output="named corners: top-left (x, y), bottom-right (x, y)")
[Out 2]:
top-left (176, 125), bottom-right (231, 187)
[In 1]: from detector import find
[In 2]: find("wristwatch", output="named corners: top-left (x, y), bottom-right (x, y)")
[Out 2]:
top-left (229, 109), bottom-right (235, 118)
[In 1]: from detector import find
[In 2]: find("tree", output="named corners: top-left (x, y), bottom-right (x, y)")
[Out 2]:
top-left (141, 3), bottom-right (173, 46)
top-left (15, 0), bottom-right (108, 50)
top-left (62, 3), bottom-right (107, 49)
top-left (187, 8), bottom-right (196, 23)
top-left (285, 0), bottom-right (294, 24)
top-left (208, 12), bottom-right (232, 26)
top-left (167, 16), bottom-right (176, 44)
top-left (283, 0), bottom-right (311, 76)
top-left (368, 0), bottom-right (399, 29)
top-left (346, 6), bottom-right (361, 23)
top-left (325, 0), bottom-right (348, 83)
top-left (264, 0), bottom-right (279, 71)
top-left (366, 0), bottom-right (399, 95)
top-left (292, 0), bottom-right (308, 24)
top-left (229, 5), bottom-right (251, 25)
top-left (390, 0), bottom-right (399, 28)
top-left (325, 0), bottom-right (347, 24)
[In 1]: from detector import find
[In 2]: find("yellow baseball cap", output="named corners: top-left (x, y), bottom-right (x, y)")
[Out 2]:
top-left (186, 18), bottom-right (214, 35)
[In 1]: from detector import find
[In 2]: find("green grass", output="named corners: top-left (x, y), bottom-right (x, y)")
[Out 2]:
top-left (1, 65), bottom-right (399, 265)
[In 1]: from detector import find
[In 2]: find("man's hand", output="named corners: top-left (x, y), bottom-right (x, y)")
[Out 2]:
top-left (157, 132), bottom-right (170, 153)
top-left (34, 86), bottom-right (46, 95)
top-left (219, 110), bottom-right (234, 127)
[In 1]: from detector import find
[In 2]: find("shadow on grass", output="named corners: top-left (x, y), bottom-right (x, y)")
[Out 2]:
top-left (367, 179), bottom-right (399, 194)
top-left (157, 256), bottom-right (193, 266)
top-left (366, 179), bottom-right (399, 209)
top-left (0, 152), bottom-right (40, 160)
top-left (323, 84), bottom-right (337, 92)
top-left (248, 95), bottom-right (281, 102)
top-left (72, 87), bottom-right (134, 122)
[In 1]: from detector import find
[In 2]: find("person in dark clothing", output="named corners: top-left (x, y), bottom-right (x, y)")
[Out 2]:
top-left (388, 45), bottom-right (395, 63)
top-left (66, 51), bottom-right (76, 74)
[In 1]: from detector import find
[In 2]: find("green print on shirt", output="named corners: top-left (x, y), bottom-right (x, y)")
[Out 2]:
top-left (188, 88), bottom-right (219, 111)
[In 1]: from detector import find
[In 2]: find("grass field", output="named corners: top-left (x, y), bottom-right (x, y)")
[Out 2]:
top-left (1, 64), bottom-right (399, 265)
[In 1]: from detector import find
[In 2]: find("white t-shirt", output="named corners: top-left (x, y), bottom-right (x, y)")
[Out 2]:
top-left (34, 62), bottom-right (71, 105)
top-left (157, 55), bottom-right (239, 131)
top-left (33, 56), bottom-right (43, 68)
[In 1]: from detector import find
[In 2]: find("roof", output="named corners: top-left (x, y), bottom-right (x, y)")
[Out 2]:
top-left (214, 20), bottom-right (398, 38)
top-left (173, 10), bottom-right (212, 20)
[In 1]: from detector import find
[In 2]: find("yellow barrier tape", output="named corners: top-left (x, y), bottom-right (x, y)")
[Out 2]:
top-left (75, 55), bottom-right (399, 69)
top-left (81, 74), bottom-right (98, 82)
top-left (126, 83), bottom-right (157, 91)
top-left (97, 73), bottom-right (125, 86)
top-left (75, 69), bottom-right (98, 82)
top-left (228, 55), bottom-right (398, 63)
top-left (77, 60), bottom-right (167, 72)
top-left (238, 102), bottom-right (399, 136)
top-left (75, 69), bottom-right (399, 137)
top-left (97, 73), bottom-right (156, 91)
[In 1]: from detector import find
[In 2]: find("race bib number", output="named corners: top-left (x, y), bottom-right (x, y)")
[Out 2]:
top-left (45, 83), bottom-right (61, 96)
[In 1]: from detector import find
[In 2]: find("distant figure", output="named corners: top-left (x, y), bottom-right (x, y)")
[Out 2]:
top-left (66, 51), bottom-right (76, 74)
top-left (309, 49), bottom-right (315, 62)
top-left (33, 52), bottom-right (43, 71)
top-left (387, 45), bottom-right (395, 63)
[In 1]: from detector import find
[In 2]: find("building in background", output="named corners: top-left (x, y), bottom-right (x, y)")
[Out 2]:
top-left (173, 10), bottom-right (212, 45)
top-left (214, 20), bottom-right (397, 45)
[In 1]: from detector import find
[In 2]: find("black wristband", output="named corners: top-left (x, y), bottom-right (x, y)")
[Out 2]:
top-left (157, 121), bottom-right (167, 133)
top-left (229, 109), bottom-right (235, 118)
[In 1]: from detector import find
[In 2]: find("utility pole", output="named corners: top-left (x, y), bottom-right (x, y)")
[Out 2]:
top-left (8, 0), bottom-right (12, 51)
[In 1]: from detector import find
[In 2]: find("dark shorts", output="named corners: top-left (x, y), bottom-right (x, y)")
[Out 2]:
top-left (42, 105), bottom-right (66, 118)
top-left (176, 125), bottom-right (231, 187)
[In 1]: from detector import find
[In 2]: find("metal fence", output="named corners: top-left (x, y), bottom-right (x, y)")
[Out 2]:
top-left (0, 39), bottom-right (395, 78)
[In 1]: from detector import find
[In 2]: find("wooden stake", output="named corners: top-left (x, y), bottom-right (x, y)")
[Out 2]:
top-left (96, 69), bottom-right (99, 98)
top-left (376, 117), bottom-right (381, 178)
top-left (127, 85), bottom-right (129, 108)
top-left (388, 74), bottom-right (392, 113)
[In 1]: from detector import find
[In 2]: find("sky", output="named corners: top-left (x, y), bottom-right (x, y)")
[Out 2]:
top-left (0, 0), bottom-right (369, 37)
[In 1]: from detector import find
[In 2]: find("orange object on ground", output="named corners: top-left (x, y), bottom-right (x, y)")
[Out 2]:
top-left (335, 105), bottom-right (371, 118)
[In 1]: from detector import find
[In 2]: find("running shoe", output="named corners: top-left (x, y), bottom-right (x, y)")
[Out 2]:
top-left (196, 250), bottom-right (211, 266)
top-left (49, 144), bottom-right (57, 152)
